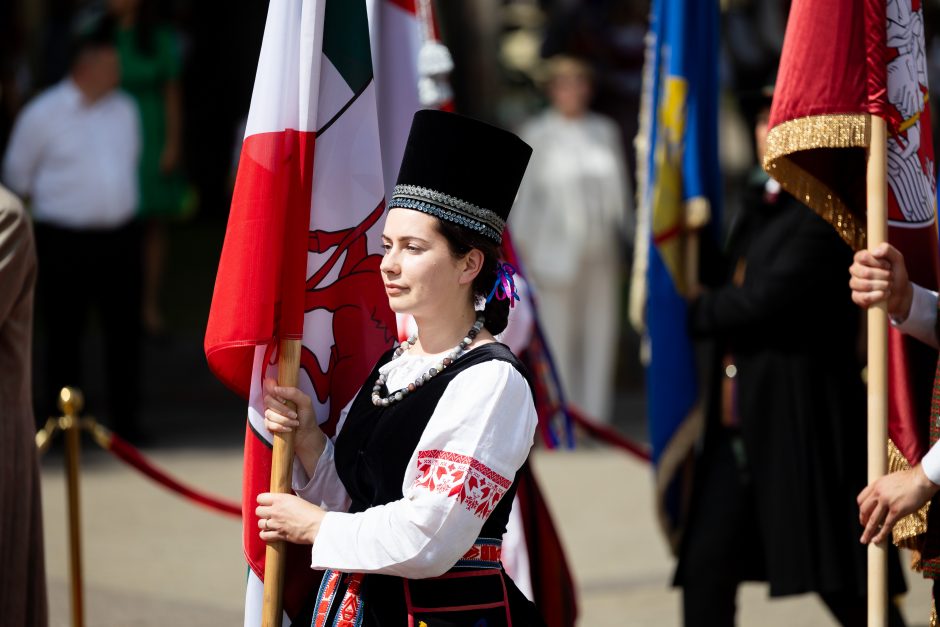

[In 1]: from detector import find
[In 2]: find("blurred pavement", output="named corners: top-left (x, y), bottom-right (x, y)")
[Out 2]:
top-left (40, 444), bottom-right (934, 626)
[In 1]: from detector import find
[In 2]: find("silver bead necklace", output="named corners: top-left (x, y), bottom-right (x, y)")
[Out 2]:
top-left (371, 313), bottom-right (485, 407)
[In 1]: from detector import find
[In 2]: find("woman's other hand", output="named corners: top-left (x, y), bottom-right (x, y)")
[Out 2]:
top-left (857, 465), bottom-right (939, 545)
top-left (256, 492), bottom-right (325, 545)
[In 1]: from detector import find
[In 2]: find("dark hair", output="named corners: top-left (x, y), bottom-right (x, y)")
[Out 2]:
top-left (435, 219), bottom-right (510, 335)
top-left (69, 13), bottom-right (116, 67)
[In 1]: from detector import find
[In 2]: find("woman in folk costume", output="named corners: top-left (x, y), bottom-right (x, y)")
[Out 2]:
top-left (255, 110), bottom-right (546, 626)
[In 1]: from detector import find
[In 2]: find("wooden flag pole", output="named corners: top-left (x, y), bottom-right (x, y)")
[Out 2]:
top-left (866, 114), bottom-right (889, 627)
top-left (262, 338), bottom-right (303, 627)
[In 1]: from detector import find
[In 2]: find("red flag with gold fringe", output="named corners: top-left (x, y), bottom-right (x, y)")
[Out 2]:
top-left (764, 0), bottom-right (939, 589)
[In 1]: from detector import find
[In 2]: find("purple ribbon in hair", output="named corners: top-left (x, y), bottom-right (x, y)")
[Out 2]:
top-left (485, 262), bottom-right (520, 308)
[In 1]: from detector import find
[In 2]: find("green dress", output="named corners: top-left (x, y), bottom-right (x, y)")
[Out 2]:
top-left (116, 25), bottom-right (186, 218)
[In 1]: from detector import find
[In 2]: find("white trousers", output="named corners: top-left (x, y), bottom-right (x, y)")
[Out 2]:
top-left (531, 252), bottom-right (620, 423)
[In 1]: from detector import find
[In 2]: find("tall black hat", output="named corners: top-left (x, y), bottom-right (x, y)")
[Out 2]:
top-left (389, 110), bottom-right (532, 244)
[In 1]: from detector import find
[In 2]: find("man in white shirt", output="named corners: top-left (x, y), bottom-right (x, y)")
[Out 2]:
top-left (849, 242), bottom-right (940, 543)
top-left (2, 17), bottom-right (144, 440)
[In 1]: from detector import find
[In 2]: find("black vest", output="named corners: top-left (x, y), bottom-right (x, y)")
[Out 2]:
top-left (295, 343), bottom-right (544, 627)
top-left (335, 342), bottom-right (532, 540)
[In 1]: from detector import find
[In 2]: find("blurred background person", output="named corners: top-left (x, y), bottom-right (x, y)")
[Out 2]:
top-left (110, 0), bottom-right (187, 337)
top-left (1, 14), bottom-right (144, 442)
top-left (673, 91), bottom-right (906, 626)
top-left (0, 182), bottom-right (46, 627)
top-left (509, 55), bottom-right (631, 424)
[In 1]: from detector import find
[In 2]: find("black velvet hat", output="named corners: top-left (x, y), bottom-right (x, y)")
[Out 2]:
top-left (389, 110), bottom-right (532, 243)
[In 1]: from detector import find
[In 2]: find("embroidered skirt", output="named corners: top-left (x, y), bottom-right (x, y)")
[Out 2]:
top-left (309, 540), bottom-right (544, 626)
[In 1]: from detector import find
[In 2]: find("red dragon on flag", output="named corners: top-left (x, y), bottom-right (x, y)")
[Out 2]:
top-left (205, 0), bottom-right (395, 623)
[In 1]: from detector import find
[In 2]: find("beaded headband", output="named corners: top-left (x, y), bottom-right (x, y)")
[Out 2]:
top-left (389, 184), bottom-right (506, 244)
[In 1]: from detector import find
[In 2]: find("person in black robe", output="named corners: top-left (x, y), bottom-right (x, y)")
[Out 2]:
top-left (673, 96), bottom-right (907, 626)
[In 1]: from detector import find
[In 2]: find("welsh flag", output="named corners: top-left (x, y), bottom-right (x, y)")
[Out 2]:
top-left (204, 0), bottom-right (394, 624)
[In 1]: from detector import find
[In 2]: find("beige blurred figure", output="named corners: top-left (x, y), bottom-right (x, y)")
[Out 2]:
top-left (0, 183), bottom-right (47, 626)
top-left (510, 56), bottom-right (632, 423)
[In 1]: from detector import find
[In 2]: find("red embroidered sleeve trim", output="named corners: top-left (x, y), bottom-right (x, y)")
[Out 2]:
top-left (412, 449), bottom-right (512, 518)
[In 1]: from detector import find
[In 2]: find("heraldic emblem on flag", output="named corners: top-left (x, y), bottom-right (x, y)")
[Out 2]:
top-left (204, 0), bottom-right (395, 623)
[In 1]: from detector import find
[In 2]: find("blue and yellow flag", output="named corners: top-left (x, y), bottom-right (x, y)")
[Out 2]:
top-left (630, 0), bottom-right (720, 550)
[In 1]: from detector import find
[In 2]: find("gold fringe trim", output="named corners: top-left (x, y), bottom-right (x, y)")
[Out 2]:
top-left (888, 438), bottom-right (931, 542)
top-left (932, 598), bottom-right (937, 627)
top-left (763, 113), bottom-right (870, 251)
top-left (887, 438), bottom-right (931, 572)
top-left (764, 114), bottom-right (870, 158)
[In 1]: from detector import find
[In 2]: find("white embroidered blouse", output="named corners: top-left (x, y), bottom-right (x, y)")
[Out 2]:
top-left (291, 348), bottom-right (538, 579)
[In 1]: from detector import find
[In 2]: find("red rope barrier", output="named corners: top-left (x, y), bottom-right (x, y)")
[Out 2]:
top-left (63, 407), bottom-right (646, 518)
top-left (90, 425), bottom-right (242, 518)
top-left (567, 406), bottom-right (652, 463)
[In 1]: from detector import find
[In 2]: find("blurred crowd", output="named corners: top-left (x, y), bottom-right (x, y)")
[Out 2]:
top-left (0, 0), bottom-right (844, 431)
top-left (8, 1), bottom-right (940, 625)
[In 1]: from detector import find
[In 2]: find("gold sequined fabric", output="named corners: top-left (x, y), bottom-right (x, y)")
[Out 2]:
top-left (763, 113), bottom-right (870, 251)
top-left (889, 439), bottom-right (931, 549)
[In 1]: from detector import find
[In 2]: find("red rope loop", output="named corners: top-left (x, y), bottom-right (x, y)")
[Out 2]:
top-left (83, 420), bottom-right (242, 518)
top-left (566, 405), bottom-right (652, 462)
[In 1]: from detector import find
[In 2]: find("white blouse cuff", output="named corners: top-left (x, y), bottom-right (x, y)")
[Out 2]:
top-left (310, 510), bottom-right (343, 571)
top-left (921, 443), bottom-right (940, 487)
top-left (892, 283), bottom-right (938, 349)
top-left (291, 439), bottom-right (336, 500)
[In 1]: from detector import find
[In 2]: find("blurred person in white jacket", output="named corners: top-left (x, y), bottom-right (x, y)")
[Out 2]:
top-left (510, 56), bottom-right (632, 423)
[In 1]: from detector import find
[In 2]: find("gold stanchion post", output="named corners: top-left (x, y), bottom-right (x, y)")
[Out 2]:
top-left (60, 387), bottom-right (85, 627)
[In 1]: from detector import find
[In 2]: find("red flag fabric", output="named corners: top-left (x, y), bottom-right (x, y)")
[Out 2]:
top-left (205, 1), bottom-right (395, 622)
top-left (514, 463), bottom-right (579, 626)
